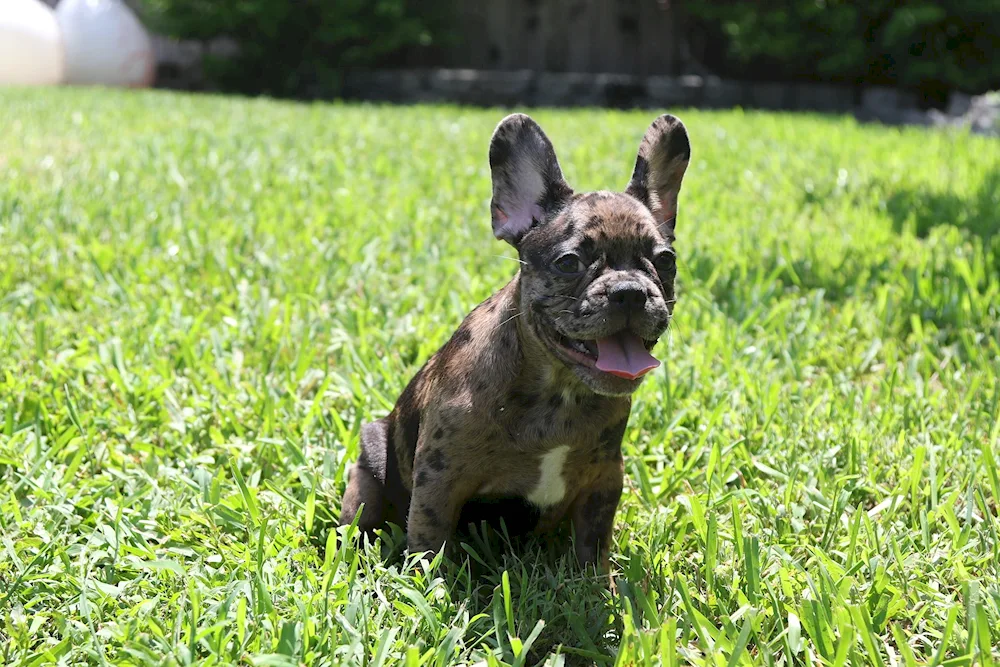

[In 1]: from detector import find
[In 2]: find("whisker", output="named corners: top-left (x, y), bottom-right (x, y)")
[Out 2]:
top-left (539, 294), bottom-right (580, 302)
top-left (494, 311), bottom-right (523, 332)
top-left (494, 255), bottom-right (528, 266)
top-left (665, 322), bottom-right (686, 348)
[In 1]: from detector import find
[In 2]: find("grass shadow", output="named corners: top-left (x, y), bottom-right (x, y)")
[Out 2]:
top-left (321, 511), bottom-right (621, 664)
top-left (447, 521), bottom-right (621, 665)
top-left (884, 168), bottom-right (1000, 241)
top-left (687, 168), bottom-right (1000, 338)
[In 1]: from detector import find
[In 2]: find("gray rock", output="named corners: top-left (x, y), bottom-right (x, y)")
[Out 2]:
top-left (701, 76), bottom-right (744, 108)
top-left (430, 70), bottom-right (534, 106)
top-left (795, 84), bottom-right (853, 112)
top-left (926, 109), bottom-right (952, 127)
top-left (428, 69), bottom-right (478, 103)
top-left (595, 73), bottom-right (645, 109)
top-left (749, 82), bottom-right (788, 110)
top-left (862, 86), bottom-right (909, 113)
top-left (679, 75), bottom-right (706, 106)
top-left (396, 70), bottom-right (428, 98)
top-left (959, 93), bottom-right (1000, 137)
top-left (535, 72), bottom-right (601, 107)
top-left (899, 109), bottom-right (932, 126)
top-left (482, 70), bottom-right (535, 106)
top-left (646, 75), bottom-right (702, 107)
top-left (970, 113), bottom-right (1000, 137)
top-left (342, 71), bottom-right (407, 102)
top-left (946, 92), bottom-right (972, 117)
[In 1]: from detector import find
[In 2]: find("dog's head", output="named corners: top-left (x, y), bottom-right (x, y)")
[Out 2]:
top-left (489, 113), bottom-right (690, 396)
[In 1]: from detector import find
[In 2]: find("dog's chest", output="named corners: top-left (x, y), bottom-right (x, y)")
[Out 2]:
top-left (459, 435), bottom-right (612, 536)
top-left (474, 400), bottom-right (623, 497)
top-left (525, 445), bottom-right (572, 506)
top-left (477, 443), bottom-right (578, 505)
top-left (497, 380), bottom-right (617, 441)
top-left (485, 386), bottom-right (626, 482)
top-left (446, 373), bottom-right (629, 533)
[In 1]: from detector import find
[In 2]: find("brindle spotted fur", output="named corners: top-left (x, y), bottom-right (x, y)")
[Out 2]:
top-left (341, 113), bottom-right (691, 570)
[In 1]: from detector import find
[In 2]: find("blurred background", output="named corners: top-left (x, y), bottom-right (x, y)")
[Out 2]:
top-left (137, 0), bottom-right (1000, 104)
top-left (157, 2), bottom-right (1000, 102)
top-left (7, 0), bottom-right (1000, 127)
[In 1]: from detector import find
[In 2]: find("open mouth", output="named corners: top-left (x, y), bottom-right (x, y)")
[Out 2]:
top-left (553, 330), bottom-right (660, 380)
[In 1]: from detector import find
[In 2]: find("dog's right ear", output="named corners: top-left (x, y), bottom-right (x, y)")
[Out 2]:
top-left (489, 114), bottom-right (573, 247)
top-left (625, 114), bottom-right (691, 241)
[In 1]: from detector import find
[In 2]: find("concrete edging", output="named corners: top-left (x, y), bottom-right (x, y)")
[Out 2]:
top-left (148, 39), bottom-right (999, 135)
top-left (338, 69), bottom-right (859, 113)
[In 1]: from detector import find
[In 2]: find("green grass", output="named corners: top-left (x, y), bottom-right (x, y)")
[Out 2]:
top-left (1, 88), bottom-right (999, 666)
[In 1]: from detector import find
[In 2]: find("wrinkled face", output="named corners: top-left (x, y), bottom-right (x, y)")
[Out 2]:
top-left (520, 192), bottom-right (676, 395)
top-left (487, 113), bottom-right (691, 396)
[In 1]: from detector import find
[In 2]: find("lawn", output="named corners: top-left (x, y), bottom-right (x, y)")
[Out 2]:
top-left (1, 88), bottom-right (999, 666)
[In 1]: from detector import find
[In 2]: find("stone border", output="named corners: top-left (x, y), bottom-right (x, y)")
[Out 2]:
top-left (148, 41), bottom-right (999, 136)
top-left (338, 69), bottom-right (861, 113)
top-left (336, 69), bottom-right (997, 135)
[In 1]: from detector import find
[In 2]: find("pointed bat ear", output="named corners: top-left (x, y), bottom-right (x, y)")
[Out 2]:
top-left (489, 113), bottom-right (573, 247)
top-left (625, 114), bottom-right (691, 239)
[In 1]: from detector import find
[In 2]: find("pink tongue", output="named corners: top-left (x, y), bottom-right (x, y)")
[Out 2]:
top-left (595, 332), bottom-right (660, 379)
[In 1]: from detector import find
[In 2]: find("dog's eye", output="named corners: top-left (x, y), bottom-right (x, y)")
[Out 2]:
top-left (553, 253), bottom-right (585, 275)
top-left (652, 251), bottom-right (676, 277)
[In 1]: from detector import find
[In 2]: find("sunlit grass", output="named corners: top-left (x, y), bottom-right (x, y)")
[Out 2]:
top-left (1, 87), bottom-right (998, 665)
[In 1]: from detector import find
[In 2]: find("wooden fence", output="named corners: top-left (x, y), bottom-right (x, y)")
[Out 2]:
top-left (445, 0), bottom-right (679, 75)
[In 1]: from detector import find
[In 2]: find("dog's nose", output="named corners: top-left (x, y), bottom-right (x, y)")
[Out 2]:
top-left (609, 282), bottom-right (647, 310)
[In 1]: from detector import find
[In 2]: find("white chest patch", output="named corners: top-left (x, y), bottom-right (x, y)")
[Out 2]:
top-left (527, 445), bottom-right (571, 507)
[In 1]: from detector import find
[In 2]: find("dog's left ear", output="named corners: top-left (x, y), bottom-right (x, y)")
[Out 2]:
top-left (489, 114), bottom-right (573, 246)
top-left (625, 114), bottom-right (691, 240)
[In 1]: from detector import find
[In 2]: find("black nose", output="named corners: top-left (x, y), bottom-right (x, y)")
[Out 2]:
top-left (609, 282), bottom-right (647, 310)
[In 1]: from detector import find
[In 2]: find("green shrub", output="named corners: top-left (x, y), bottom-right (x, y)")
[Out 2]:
top-left (687, 0), bottom-right (1000, 98)
top-left (138, 0), bottom-right (448, 97)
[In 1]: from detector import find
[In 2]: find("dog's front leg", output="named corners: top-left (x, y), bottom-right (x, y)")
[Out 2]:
top-left (570, 466), bottom-right (624, 570)
top-left (405, 445), bottom-right (471, 555)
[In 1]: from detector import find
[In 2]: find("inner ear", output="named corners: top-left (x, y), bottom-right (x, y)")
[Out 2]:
top-left (489, 114), bottom-right (573, 246)
top-left (625, 114), bottom-right (690, 239)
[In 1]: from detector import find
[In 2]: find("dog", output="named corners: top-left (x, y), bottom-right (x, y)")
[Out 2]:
top-left (340, 113), bottom-right (690, 570)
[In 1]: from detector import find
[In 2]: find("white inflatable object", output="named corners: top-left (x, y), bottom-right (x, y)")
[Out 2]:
top-left (56, 0), bottom-right (155, 88)
top-left (0, 0), bottom-right (65, 86)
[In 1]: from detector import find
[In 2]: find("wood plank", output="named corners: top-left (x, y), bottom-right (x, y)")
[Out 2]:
top-left (565, 0), bottom-right (594, 72)
top-left (638, 0), bottom-right (676, 75)
top-left (542, 0), bottom-right (569, 71)
top-left (444, 0), bottom-right (679, 74)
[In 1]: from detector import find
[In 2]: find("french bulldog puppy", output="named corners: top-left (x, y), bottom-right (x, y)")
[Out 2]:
top-left (341, 113), bottom-right (690, 569)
